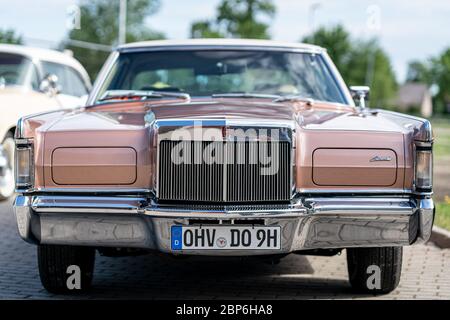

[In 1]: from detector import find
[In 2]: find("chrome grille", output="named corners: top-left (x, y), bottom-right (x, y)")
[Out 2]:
top-left (158, 140), bottom-right (291, 202)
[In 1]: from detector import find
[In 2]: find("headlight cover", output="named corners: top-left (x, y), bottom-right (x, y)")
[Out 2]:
top-left (415, 147), bottom-right (433, 192)
top-left (15, 139), bottom-right (34, 189)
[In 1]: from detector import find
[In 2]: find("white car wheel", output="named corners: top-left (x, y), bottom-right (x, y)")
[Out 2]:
top-left (0, 134), bottom-right (15, 200)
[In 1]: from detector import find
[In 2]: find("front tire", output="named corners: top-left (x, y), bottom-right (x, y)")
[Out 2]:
top-left (38, 245), bottom-right (96, 293)
top-left (0, 132), bottom-right (15, 201)
top-left (347, 246), bottom-right (402, 294)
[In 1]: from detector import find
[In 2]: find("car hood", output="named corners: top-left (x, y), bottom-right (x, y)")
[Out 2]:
top-left (38, 98), bottom-right (408, 134)
top-left (21, 98), bottom-right (422, 191)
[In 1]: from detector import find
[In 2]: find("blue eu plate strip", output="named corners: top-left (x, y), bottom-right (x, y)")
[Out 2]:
top-left (171, 225), bottom-right (182, 250)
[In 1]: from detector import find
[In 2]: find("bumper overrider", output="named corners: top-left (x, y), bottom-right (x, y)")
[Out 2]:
top-left (14, 194), bottom-right (434, 255)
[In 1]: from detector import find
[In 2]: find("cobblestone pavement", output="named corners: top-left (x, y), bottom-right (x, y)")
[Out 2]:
top-left (0, 198), bottom-right (449, 300)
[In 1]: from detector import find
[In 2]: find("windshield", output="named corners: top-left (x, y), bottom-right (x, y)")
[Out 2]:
top-left (0, 53), bottom-right (33, 88)
top-left (96, 50), bottom-right (346, 104)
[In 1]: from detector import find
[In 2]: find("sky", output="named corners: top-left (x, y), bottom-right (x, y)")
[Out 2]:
top-left (0, 0), bottom-right (449, 83)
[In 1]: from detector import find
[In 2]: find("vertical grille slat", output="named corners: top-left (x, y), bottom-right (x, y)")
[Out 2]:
top-left (158, 140), bottom-right (291, 202)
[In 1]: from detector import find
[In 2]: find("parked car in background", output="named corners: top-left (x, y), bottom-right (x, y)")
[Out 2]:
top-left (0, 44), bottom-right (91, 200)
top-left (13, 39), bottom-right (434, 294)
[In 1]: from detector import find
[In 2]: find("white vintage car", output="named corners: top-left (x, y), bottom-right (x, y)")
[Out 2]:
top-left (0, 44), bottom-right (91, 199)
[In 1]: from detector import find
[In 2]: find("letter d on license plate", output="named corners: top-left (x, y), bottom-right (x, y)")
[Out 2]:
top-left (171, 225), bottom-right (281, 250)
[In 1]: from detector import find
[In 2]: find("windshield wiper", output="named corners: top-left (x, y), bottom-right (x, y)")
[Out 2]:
top-left (212, 93), bottom-right (282, 100)
top-left (97, 90), bottom-right (190, 103)
top-left (273, 95), bottom-right (315, 105)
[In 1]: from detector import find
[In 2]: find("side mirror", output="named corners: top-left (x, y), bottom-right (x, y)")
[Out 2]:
top-left (39, 74), bottom-right (60, 96)
top-left (350, 86), bottom-right (370, 109)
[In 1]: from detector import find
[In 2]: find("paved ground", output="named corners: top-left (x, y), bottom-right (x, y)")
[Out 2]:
top-left (0, 198), bottom-right (449, 300)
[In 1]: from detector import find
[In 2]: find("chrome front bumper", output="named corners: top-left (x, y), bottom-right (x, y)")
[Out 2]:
top-left (13, 195), bottom-right (434, 256)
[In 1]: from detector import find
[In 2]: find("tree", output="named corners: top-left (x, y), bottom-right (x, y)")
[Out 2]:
top-left (406, 60), bottom-right (432, 84)
top-left (191, 0), bottom-right (276, 39)
top-left (346, 40), bottom-right (398, 108)
top-left (0, 29), bottom-right (23, 44)
top-left (302, 25), bottom-right (351, 76)
top-left (302, 25), bottom-right (398, 108)
top-left (191, 21), bottom-right (224, 39)
top-left (64, 0), bottom-right (165, 79)
top-left (432, 48), bottom-right (450, 114)
top-left (406, 49), bottom-right (450, 114)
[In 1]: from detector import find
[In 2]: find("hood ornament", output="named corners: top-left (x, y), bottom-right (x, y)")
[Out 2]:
top-left (370, 155), bottom-right (392, 162)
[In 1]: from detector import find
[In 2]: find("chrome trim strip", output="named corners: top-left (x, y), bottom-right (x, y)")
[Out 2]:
top-left (321, 52), bottom-right (354, 106)
top-left (118, 44), bottom-right (325, 54)
top-left (87, 51), bottom-right (119, 105)
top-left (296, 188), bottom-right (413, 195)
top-left (26, 195), bottom-right (416, 216)
top-left (18, 187), bottom-right (153, 195)
top-left (155, 118), bottom-right (296, 139)
top-left (19, 187), bottom-right (419, 197)
top-left (303, 197), bottom-right (414, 216)
top-left (31, 196), bottom-right (146, 214)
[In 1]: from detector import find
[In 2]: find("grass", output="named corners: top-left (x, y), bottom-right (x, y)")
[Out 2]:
top-left (435, 200), bottom-right (450, 231)
top-left (432, 118), bottom-right (450, 159)
top-left (431, 117), bottom-right (450, 230)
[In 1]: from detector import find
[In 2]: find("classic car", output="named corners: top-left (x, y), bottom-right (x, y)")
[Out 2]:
top-left (0, 44), bottom-right (91, 199)
top-left (13, 39), bottom-right (434, 294)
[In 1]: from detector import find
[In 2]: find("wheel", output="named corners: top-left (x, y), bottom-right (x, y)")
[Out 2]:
top-left (0, 132), bottom-right (15, 201)
top-left (38, 245), bottom-right (96, 293)
top-left (347, 246), bottom-right (402, 294)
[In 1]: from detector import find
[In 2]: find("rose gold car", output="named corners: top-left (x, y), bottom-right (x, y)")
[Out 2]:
top-left (13, 39), bottom-right (434, 294)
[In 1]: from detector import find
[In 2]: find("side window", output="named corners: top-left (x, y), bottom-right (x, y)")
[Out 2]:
top-left (41, 61), bottom-right (69, 94)
top-left (65, 67), bottom-right (88, 97)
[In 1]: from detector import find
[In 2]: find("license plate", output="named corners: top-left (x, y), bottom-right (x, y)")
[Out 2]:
top-left (171, 225), bottom-right (281, 250)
